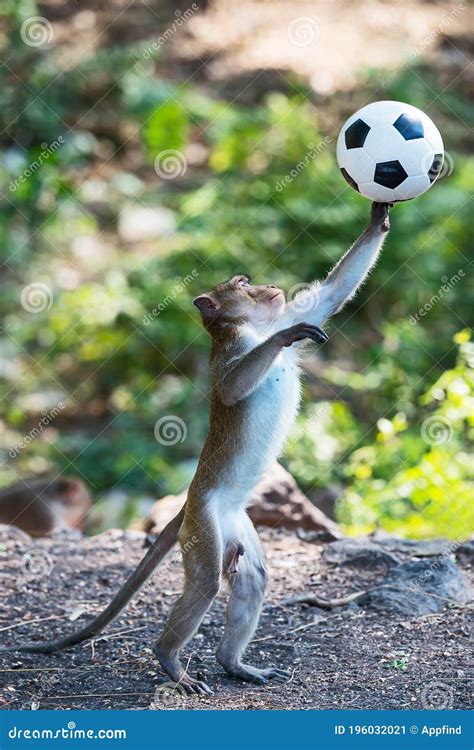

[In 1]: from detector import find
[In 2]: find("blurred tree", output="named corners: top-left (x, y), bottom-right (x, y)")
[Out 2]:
top-left (0, 1), bottom-right (472, 537)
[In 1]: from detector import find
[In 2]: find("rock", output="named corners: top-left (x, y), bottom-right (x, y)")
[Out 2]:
top-left (0, 477), bottom-right (91, 537)
top-left (143, 493), bottom-right (185, 535)
top-left (143, 463), bottom-right (342, 539)
top-left (308, 485), bottom-right (340, 520)
top-left (324, 539), bottom-right (400, 569)
top-left (49, 528), bottom-right (83, 541)
top-left (456, 540), bottom-right (474, 562)
top-left (358, 558), bottom-right (471, 616)
top-left (370, 534), bottom-right (460, 558)
top-left (247, 464), bottom-right (342, 539)
top-left (118, 206), bottom-right (176, 243)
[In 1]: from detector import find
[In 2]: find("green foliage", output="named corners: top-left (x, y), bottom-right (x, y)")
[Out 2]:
top-left (143, 101), bottom-right (189, 159)
top-left (0, 5), bottom-right (472, 537)
top-left (386, 656), bottom-right (409, 671)
top-left (336, 332), bottom-right (474, 539)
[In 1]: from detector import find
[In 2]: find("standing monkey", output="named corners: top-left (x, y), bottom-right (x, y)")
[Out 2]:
top-left (2, 203), bottom-right (391, 694)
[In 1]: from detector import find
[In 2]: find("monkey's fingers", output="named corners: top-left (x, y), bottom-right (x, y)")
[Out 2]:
top-left (178, 675), bottom-right (214, 696)
top-left (252, 666), bottom-right (291, 683)
top-left (301, 324), bottom-right (329, 344)
top-left (371, 202), bottom-right (391, 232)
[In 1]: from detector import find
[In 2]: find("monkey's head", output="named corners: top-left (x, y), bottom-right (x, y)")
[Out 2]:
top-left (193, 275), bottom-right (285, 331)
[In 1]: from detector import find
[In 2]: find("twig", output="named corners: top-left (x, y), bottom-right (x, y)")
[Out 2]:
top-left (284, 588), bottom-right (473, 612)
top-left (90, 625), bottom-right (147, 644)
top-left (282, 590), bottom-right (367, 609)
top-left (0, 615), bottom-right (61, 633)
top-left (253, 617), bottom-right (325, 643)
top-left (283, 666), bottom-right (298, 686)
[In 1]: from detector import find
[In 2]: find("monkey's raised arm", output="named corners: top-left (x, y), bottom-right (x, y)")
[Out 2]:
top-left (216, 324), bottom-right (328, 405)
top-left (282, 202), bottom-right (391, 329)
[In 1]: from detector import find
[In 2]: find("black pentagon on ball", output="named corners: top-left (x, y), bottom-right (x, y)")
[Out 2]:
top-left (344, 119), bottom-right (370, 149)
top-left (428, 153), bottom-right (444, 183)
top-left (374, 160), bottom-right (408, 189)
top-left (393, 113), bottom-right (424, 140)
top-left (340, 167), bottom-right (359, 192)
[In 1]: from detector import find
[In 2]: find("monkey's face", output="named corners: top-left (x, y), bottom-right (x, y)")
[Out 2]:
top-left (193, 275), bottom-right (285, 329)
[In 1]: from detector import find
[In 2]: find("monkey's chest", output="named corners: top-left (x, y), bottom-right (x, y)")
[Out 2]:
top-left (249, 352), bottom-right (301, 454)
top-left (213, 353), bottom-right (300, 508)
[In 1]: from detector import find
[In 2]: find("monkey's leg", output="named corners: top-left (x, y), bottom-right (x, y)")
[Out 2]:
top-left (153, 524), bottom-right (222, 696)
top-left (216, 518), bottom-right (289, 685)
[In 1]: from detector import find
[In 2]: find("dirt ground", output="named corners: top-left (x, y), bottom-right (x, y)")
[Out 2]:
top-left (0, 526), bottom-right (471, 711)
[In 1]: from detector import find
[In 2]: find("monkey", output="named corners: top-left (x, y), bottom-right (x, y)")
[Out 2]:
top-left (1, 202), bottom-right (391, 695)
top-left (0, 476), bottom-right (91, 537)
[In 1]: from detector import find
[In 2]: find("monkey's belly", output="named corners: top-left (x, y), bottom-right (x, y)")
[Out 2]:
top-left (217, 356), bottom-right (301, 508)
top-left (254, 362), bottom-right (300, 456)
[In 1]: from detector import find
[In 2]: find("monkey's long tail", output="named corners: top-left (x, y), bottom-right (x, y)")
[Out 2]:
top-left (0, 506), bottom-right (185, 655)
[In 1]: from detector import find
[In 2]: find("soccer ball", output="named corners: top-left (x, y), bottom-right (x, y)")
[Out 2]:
top-left (336, 101), bottom-right (444, 202)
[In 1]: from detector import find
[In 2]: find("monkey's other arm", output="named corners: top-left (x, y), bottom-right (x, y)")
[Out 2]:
top-left (284, 202), bottom-right (391, 328)
top-left (217, 324), bottom-right (328, 405)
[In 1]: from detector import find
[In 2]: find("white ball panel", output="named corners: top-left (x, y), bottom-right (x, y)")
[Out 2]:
top-left (400, 138), bottom-right (434, 177)
top-left (358, 181), bottom-right (396, 202)
top-left (336, 128), bottom-right (348, 169)
top-left (349, 101), bottom-right (407, 129)
top-left (363, 125), bottom-right (406, 163)
top-left (394, 174), bottom-right (431, 201)
top-left (343, 148), bottom-right (375, 183)
top-left (421, 116), bottom-right (444, 153)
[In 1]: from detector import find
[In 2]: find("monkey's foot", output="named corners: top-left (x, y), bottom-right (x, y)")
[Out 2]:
top-left (176, 674), bottom-right (214, 696)
top-left (223, 662), bottom-right (290, 685)
top-left (153, 643), bottom-right (214, 695)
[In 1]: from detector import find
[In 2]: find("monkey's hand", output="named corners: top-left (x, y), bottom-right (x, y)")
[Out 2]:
top-left (370, 202), bottom-right (392, 233)
top-left (275, 322), bottom-right (329, 347)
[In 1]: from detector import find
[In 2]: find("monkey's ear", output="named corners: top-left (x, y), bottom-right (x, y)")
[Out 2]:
top-left (193, 294), bottom-right (220, 320)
